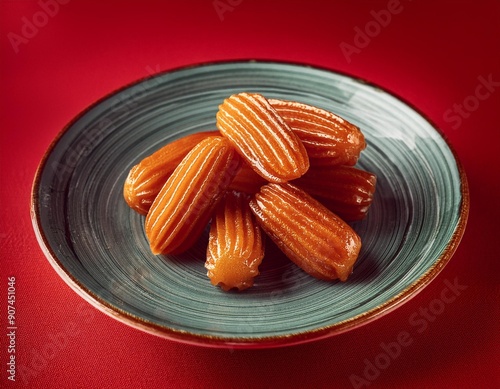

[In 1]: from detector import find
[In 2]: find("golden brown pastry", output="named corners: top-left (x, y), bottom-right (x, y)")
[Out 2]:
top-left (206, 191), bottom-right (265, 291)
top-left (145, 136), bottom-right (241, 255)
top-left (250, 183), bottom-right (362, 281)
top-left (124, 131), bottom-right (219, 214)
top-left (294, 165), bottom-right (377, 221)
top-left (269, 98), bottom-right (366, 166)
top-left (216, 93), bottom-right (309, 183)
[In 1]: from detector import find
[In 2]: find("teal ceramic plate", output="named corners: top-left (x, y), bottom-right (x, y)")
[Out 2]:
top-left (31, 61), bottom-right (469, 348)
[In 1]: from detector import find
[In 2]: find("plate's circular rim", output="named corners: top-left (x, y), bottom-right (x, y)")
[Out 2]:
top-left (30, 59), bottom-right (470, 349)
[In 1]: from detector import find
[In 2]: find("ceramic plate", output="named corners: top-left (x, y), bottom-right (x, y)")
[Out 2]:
top-left (31, 61), bottom-right (469, 348)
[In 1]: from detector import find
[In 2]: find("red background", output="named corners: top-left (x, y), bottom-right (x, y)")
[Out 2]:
top-left (1, 0), bottom-right (499, 388)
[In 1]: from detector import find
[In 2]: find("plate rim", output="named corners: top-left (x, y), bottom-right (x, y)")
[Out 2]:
top-left (30, 59), bottom-right (470, 348)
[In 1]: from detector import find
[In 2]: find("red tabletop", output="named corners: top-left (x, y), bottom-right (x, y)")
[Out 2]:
top-left (1, 1), bottom-right (499, 388)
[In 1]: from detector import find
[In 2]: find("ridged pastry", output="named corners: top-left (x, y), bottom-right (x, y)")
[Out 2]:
top-left (249, 183), bottom-right (362, 281)
top-left (216, 93), bottom-right (309, 183)
top-left (269, 98), bottom-right (366, 166)
top-left (145, 137), bottom-right (241, 255)
top-left (124, 131), bottom-right (219, 214)
top-left (206, 191), bottom-right (265, 291)
top-left (294, 165), bottom-right (376, 221)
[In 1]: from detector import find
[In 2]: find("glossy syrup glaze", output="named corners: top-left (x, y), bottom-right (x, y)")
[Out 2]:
top-left (216, 93), bottom-right (309, 183)
top-left (250, 183), bottom-right (362, 281)
top-left (269, 98), bottom-right (366, 166)
top-left (124, 130), bottom-right (219, 214)
top-left (294, 165), bottom-right (377, 221)
top-left (145, 136), bottom-right (241, 255)
top-left (206, 191), bottom-right (265, 291)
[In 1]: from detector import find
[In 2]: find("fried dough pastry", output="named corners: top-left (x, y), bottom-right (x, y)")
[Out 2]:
top-left (205, 191), bottom-right (265, 291)
top-left (124, 130), bottom-right (219, 214)
top-left (294, 165), bottom-right (377, 221)
top-left (145, 136), bottom-right (241, 255)
top-left (269, 98), bottom-right (366, 166)
top-left (249, 183), bottom-right (362, 281)
top-left (216, 93), bottom-right (309, 183)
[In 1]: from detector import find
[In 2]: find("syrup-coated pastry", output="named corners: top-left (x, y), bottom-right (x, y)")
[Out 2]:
top-left (206, 191), bottom-right (265, 291)
top-left (294, 165), bottom-right (377, 221)
top-left (250, 183), bottom-right (362, 281)
top-left (268, 98), bottom-right (366, 166)
top-left (145, 136), bottom-right (241, 255)
top-left (216, 93), bottom-right (309, 183)
top-left (124, 131), bottom-right (219, 214)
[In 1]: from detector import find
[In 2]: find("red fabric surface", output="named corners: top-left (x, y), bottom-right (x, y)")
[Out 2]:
top-left (1, 0), bottom-right (499, 388)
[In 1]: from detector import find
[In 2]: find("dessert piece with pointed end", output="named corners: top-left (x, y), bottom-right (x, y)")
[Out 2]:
top-left (216, 92), bottom-right (309, 183)
top-left (124, 130), bottom-right (220, 214)
top-left (205, 191), bottom-right (265, 291)
top-left (294, 165), bottom-right (377, 221)
top-left (145, 136), bottom-right (241, 255)
top-left (268, 98), bottom-right (366, 166)
top-left (249, 183), bottom-right (362, 281)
